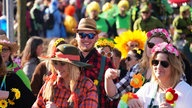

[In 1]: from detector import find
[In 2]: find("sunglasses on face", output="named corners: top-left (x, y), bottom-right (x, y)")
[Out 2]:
top-left (2, 48), bottom-right (10, 53)
top-left (52, 60), bottom-right (66, 66)
top-left (100, 50), bottom-right (113, 58)
top-left (151, 60), bottom-right (169, 68)
top-left (147, 42), bottom-right (155, 49)
top-left (126, 56), bottom-right (132, 61)
top-left (78, 33), bottom-right (96, 39)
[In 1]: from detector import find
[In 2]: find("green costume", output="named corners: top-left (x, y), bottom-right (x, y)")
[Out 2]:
top-left (7, 63), bottom-right (32, 90)
top-left (172, 15), bottom-right (192, 42)
top-left (95, 17), bottom-right (110, 33)
top-left (114, 13), bottom-right (131, 30)
top-left (133, 16), bottom-right (164, 32)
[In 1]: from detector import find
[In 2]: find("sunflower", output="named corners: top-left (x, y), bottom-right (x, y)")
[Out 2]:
top-left (114, 30), bottom-right (147, 58)
top-left (11, 88), bottom-right (20, 99)
top-left (0, 99), bottom-right (8, 108)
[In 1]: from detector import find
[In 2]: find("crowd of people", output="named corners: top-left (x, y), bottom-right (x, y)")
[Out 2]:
top-left (0, 0), bottom-right (191, 108)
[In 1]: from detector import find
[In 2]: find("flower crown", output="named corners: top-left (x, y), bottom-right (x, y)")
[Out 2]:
top-left (151, 42), bottom-right (179, 56)
top-left (95, 38), bottom-right (115, 49)
top-left (0, 45), bottom-right (2, 53)
top-left (147, 28), bottom-right (171, 42)
top-left (53, 38), bottom-right (65, 47)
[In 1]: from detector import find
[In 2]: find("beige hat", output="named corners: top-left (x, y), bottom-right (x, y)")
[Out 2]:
top-left (140, 5), bottom-right (150, 12)
top-left (0, 34), bottom-right (19, 53)
top-left (74, 18), bottom-right (100, 33)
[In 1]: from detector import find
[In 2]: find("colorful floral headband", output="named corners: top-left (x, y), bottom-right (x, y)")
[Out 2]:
top-left (95, 38), bottom-right (115, 49)
top-left (151, 42), bottom-right (179, 56)
top-left (0, 45), bottom-right (2, 53)
top-left (147, 28), bottom-right (171, 42)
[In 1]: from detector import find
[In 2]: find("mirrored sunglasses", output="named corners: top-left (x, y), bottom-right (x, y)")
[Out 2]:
top-left (52, 60), bottom-right (66, 66)
top-left (100, 50), bottom-right (113, 58)
top-left (78, 33), bottom-right (96, 39)
top-left (147, 42), bottom-right (155, 49)
top-left (151, 60), bottom-right (169, 68)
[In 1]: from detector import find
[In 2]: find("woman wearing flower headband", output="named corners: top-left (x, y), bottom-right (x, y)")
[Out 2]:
top-left (32, 44), bottom-right (98, 108)
top-left (95, 37), bottom-right (115, 58)
top-left (105, 28), bottom-right (172, 99)
top-left (128, 42), bottom-right (192, 108)
top-left (0, 44), bottom-right (36, 108)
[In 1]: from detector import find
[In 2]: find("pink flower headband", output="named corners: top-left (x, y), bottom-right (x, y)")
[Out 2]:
top-left (151, 42), bottom-right (179, 56)
top-left (147, 28), bottom-right (171, 42)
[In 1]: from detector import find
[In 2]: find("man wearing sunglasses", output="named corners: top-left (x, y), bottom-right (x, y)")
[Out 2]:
top-left (75, 18), bottom-right (119, 108)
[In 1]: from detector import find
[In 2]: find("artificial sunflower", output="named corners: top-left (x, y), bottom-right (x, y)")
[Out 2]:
top-left (95, 38), bottom-right (115, 49)
top-left (11, 88), bottom-right (20, 99)
top-left (0, 99), bottom-right (8, 108)
top-left (114, 30), bottom-right (147, 58)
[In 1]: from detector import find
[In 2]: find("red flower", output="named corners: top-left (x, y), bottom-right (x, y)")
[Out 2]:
top-left (165, 88), bottom-right (178, 104)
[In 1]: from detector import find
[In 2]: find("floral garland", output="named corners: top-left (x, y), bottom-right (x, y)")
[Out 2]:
top-left (114, 30), bottom-right (147, 58)
top-left (53, 38), bottom-right (65, 47)
top-left (165, 88), bottom-right (178, 107)
top-left (0, 88), bottom-right (21, 108)
top-left (130, 73), bottom-right (145, 88)
top-left (95, 38), bottom-right (115, 49)
top-left (146, 28), bottom-right (171, 42)
top-left (151, 42), bottom-right (179, 56)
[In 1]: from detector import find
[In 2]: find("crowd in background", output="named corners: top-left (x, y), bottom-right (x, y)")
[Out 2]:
top-left (0, 0), bottom-right (191, 108)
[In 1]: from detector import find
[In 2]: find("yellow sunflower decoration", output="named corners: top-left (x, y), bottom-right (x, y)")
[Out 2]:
top-left (114, 30), bottom-right (147, 58)
top-left (95, 38), bottom-right (115, 49)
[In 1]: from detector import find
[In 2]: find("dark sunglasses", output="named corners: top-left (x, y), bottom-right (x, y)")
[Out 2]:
top-left (52, 60), bottom-right (66, 66)
top-left (78, 33), bottom-right (96, 39)
top-left (147, 42), bottom-right (155, 49)
top-left (126, 56), bottom-right (132, 61)
top-left (2, 48), bottom-right (10, 53)
top-left (142, 11), bottom-right (149, 14)
top-left (151, 60), bottom-right (169, 68)
top-left (100, 50), bottom-right (113, 58)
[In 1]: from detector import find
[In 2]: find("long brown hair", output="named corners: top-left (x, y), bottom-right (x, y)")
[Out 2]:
top-left (0, 52), bottom-right (8, 76)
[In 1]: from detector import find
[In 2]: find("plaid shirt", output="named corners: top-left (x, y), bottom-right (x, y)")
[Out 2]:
top-left (35, 75), bottom-right (98, 108)
top-left (80, 48), bottom-right (119, 108)
top-left (112, 63), bottom-right (141, 99)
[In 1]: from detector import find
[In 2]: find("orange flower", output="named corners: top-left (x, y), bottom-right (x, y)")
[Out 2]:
top-left (130, 73), bottom-right (145, 88)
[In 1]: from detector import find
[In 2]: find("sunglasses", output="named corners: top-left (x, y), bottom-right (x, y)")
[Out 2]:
top-left (78, 33), bottom-right (96, 39)
top-left (151, 60), bottom-right (169, 68)
top-left (52, 60), bottom-right (66, 66)
top-left (100, 50), bottom-right (113, 58)
top-left (147, 42), bottom-right (155, 49)
top-left (2, 48), bottom-right (10, 53)
top-left (126, 56), bottom-right (132, 61)
top-left (142, 11), bottom-right (149, 14)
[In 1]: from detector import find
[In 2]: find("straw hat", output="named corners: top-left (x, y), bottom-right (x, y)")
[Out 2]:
top-left (74, 18), bottom-right (100, 33)
top-left (0, 34), bottom-right (19, 53)
top-left (40, 44), bottom-right (92, 68)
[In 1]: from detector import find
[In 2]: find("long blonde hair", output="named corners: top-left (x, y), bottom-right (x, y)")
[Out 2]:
top-left (150, 52), bottom-right (184, 86)
top-left (43, 62), bottom-right (80, 101)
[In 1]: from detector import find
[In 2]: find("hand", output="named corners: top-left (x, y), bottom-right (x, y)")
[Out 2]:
top-left (128, 98), bottom-right (143, 108)
top-left (105, 68), bottom-right (119, 80)
top-left (159, 102), bottom-right (173, 108)
top-left (46, 101), bottom-right (57, 108)
top-left (0, 90), bottom-right (9, 99)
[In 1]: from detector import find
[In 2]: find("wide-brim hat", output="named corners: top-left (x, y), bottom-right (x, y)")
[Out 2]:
top-left (74, 18), bottom-right (100, 34)
top-left (39, 44), bottom-right (92, 68)
top-left (0, 34), bottom-right (19, 53)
